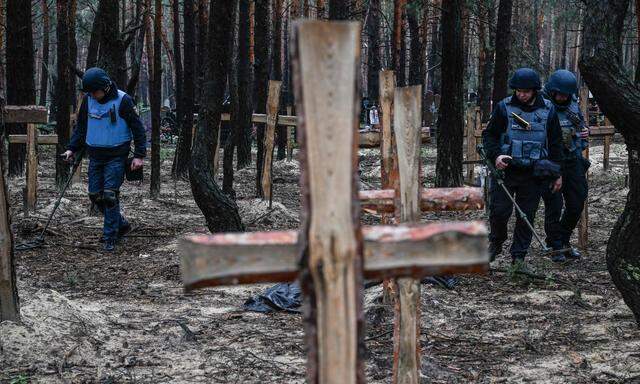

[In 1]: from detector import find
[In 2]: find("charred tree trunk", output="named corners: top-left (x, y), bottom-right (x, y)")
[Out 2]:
top-left (492, 0), bottom-right (513, 104)
top-left (236, 0), bottom-right (253, 169)
top-left (176, 0), bottom-right (195, 177)
top-left (97, 0), bottom-right (127, 87)
top-left (635, 0), bottom-right (640, 85)
top-left (580, 0), bottom-right (640, 325)
top-left (273, 0), bottom-right (287, 161)
top-left (224, 2), bottom-right (240, 195)
top-left (190, 0), bottom-right (243, 233)
top-left (366, 0), bottom-right (381, 101)
top-left (477, 0), bottom-right (495, 121)
top-left (329, 0), bottom-right (349, 19)
top-left (68, 0), bottom-right (78, 108)
top-left (6, 0), bottom-right (35, 176)
top-left (171, 0), bottom-right (183, 174)
top-left (150, 0), bottom-right (162, 198)
top-left (39, 0), bottom-right (50, 106)
top-left (393, 0), bottom-right (406, 86)
top-left (254, 0), bottom-right (270, 197)
top-left (196, 0), bottom-right (209, 100)
top-left (407, 6), bottom-right (422, 87)
top-left (86, 0), bottom-right (105, 69)
top-left (126, 2), bottom-right (149, 96)
top-left (55, 0), bottom-right (72, 189)
top-left (435, 0), bottom-right (464, 187)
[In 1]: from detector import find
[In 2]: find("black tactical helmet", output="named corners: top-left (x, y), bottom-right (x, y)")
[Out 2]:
top-left (508, 68), bottom-right (541, 90)
top-left (82, 67), bottom-right (112, 93)
top-left (545, 69), bottom-right (577, 96)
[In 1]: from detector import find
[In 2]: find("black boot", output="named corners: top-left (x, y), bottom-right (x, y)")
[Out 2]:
top-left (489, 242), bottom-right (503, 262)
top-left (511, 255), bottom-right (531, 273)
top-left (564, 244), bottom-right (582, 260)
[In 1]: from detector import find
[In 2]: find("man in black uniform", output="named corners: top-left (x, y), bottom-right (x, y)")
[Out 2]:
top-left (482, 68), bottom-right (564, 266)
top-left (541, 70), bottom-right (590, 262)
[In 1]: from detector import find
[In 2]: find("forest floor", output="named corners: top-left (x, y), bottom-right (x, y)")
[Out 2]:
top-left (1, 138), bottom-right (639, 384)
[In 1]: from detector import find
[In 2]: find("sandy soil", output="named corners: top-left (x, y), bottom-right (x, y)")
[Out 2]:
top-left (1, 139), bottom-right (639, 384)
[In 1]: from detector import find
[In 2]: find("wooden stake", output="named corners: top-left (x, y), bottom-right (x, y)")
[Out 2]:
top-left (0, 137), bottom-right (19, 322)
top-left (578, 85), bottom-right (589, 250)
top-left (603, 116), bottom-right (611, 171)
top-left (25, 124), bottom-right (38, 214)
top-left (392, 85), bottom-right (422, 384)
top-left (286, 105), bottom-right (294, 161)
top-left (261, 80), bottom-right (282, 202)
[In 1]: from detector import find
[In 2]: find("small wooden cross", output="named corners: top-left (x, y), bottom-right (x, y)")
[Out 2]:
top-left (181, 21), bottom-right (488, 383)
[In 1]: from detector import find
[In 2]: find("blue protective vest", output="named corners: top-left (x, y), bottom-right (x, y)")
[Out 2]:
top-left (86, 90), bottom-right (132, 148)
top-left (500, 97), bottom-right (551, 168)
top-left (556, 100), bottom-right (586, 158)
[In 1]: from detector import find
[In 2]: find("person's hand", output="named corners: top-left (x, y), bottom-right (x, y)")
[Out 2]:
top-left (552, 176), bottom-right (563, 193)
top-left (61, 150), bottom-right (74, 162)
top-left (578, 128), bottom-right (589, 139)
top-left (131, 158), bottom-right (144, 170)
top-left (495, 155), bottom-right (512, 170)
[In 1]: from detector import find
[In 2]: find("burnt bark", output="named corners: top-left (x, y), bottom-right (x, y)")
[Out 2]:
top-left (236, 0), bottom-right (253, 169)
top-left (254, 0), bottom-right (270, 197)
top-left (477, 0), bottom-right (495, 122)
top-left (435, 0), bottom-right (464, 187)
top-left (55, 0), bottom-right (72, 189)
top-left (86, 0), bottom-right (105, 69)
top-left (175, 0), bottom-right (195, 177)
top-left (273, 0), bottom-right (286, 161)
top-left (492, 0), bottom-right (513, 104)
top-left (39, 0), bottom-right (50, 106)
top-left (366, 0), bottom-right (381, 100)
top-left (407, 6), bottom-right (422, 87)
top-left (6, 0), bottom-right (35, 176)
top-left (97, 0), bottom-right (128, 87)
top-left (150, 0), bottom-right (162, 198)
top-left (196, 0), bottom-right (209, 100)
top-left (329, 0), bottom-right (349, 19)
top-left (171, 0), bottom-right (183, 175)
top-left (393, 0), bottom-right (406, 86)
top-left (126, 2), bottom-right (149, 96)
top-left (190, 0), bottom-right (243, 233)
top-left (580, 0), bottom-right (640, 325)
top-left (68, 0), bottom-right (77, 109)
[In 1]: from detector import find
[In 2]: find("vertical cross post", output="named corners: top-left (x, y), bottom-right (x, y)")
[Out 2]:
top-left (578, 85), bottom-right (589, 250)
top-left (0, 146), bottom-right (19, 322)
top-left (24, 123), bottom-right (38, 214)
top-left (286, 105), bottom-right (294, 161)
top-left (261, 80), bottom-right (282, 202)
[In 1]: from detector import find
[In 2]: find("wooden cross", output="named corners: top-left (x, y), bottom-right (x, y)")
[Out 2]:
top-left (3, 106), bottom-right (51, 214)
top-left (181, 21), bottom-right (488, 383)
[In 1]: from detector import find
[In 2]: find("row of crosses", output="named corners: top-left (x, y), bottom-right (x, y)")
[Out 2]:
top-left (180, 21), bottom-right (489, 384)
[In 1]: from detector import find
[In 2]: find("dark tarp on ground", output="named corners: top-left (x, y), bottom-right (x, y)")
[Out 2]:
top-left (243, 282), bottom-right (302, 313)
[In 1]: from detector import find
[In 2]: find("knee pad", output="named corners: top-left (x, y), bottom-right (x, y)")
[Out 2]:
top-left (103, 189), bottom-right (119, 208)
top-left (89, 192), bottom-right (103, 206)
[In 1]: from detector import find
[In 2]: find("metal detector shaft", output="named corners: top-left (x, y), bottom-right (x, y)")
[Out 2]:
top-left (38, 150), bottom-right (85, 239)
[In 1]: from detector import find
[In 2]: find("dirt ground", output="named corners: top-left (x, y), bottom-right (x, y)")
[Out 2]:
top-left (1, 139), bottom-right (639, 384)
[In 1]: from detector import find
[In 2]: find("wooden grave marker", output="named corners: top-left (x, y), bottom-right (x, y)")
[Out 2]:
top-left (261, 80), bottom-right (282, 202)
top-left (181, 21), bottom-right (488, 383)
top-left (0, 136), bottom-right (18, 322)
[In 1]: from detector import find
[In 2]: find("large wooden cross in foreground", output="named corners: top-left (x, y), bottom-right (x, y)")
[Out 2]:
top-left (181, 21), bottom-right (488, 383)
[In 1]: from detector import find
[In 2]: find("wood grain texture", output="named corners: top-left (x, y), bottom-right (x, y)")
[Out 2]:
top-left (392, 85), bottom-right (422, 384)
top-left (3, 105), bottom-right (48, 124)
top-left (359, 129), bottom-right (430, 148)
top-left (180, 221), bottom-right (488, 289)
top-left (25, 124), bottom-right (38, 213)
top-left (0, 145), bottom-right (18, 322)
top-left (7, 134), bottom-right (58, 145)
top-left (359, 188), bottom-right (485, 213)
top-left (261, 80), bottom-right (282, 201)
top-left (293, 21), bottom-right (363, 384)
top-left (579, 85), bottom-right (590, 249)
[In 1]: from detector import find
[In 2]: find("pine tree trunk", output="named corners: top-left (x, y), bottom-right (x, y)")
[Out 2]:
top-left (39, 0), bottom-right (50, 106)
top-left (126, 0), bottom-right (149, 96)
top-left (150, 0), bottom-right (162, 198)
top-left (224, 1), bottom-right (240, 195)
top-left (235, 0), bottom-right (253, 169)
top-left (176, 0), bottom-right (195, 177)
top-left (635, 0), bottom-right (640, 85)
top-left (190, 0), bottom-right (243, 233)
top-left (393, 0), bottom-right (406, 86)
top-left (171, 0), bottom-right (183, 176)
top-left (55, 0), bottom-right (72, 189)
top-left (492, 0), bottom-right (513, 103)
top-left (367, 0), bottom-right (381, 100)
top-left (6, 0), bottom-right (35, 176)
top-left (477, 0), bottom-right (495, 121)
top-left (580, 0), bottom-right (640, 326)
top-left (273, 0), bottom-right (287, 161)
top-left (86, 0), bottom-right (105, 69)
top-left (407, 7), bottom-right (422, 87)
top-left (435, 0), bottom-right (464, 187)
top-left (97, 0), bottom-right (127, 87)
top-left (254, 0), bottom-right (270, 197)
top-left (68, 0), bottom-right (78, 109)
top-left (196, 0), bottom-right (209, 100)
top-left (329, 0), bottom-right (349, 19)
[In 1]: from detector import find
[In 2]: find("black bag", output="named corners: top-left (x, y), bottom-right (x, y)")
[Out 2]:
top-left (533, 159), bottom-right (561, 179)
top-left (125, 157), bottom-right (143, 181)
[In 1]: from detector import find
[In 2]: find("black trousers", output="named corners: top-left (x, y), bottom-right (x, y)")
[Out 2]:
top-left (488, 176), bottom-right (544, 259)
top-left (543, 157), bottom-right (589, 248)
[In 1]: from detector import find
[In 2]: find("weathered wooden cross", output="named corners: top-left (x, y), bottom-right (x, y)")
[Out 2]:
top-left (181, 21), bottom-right (488, 383)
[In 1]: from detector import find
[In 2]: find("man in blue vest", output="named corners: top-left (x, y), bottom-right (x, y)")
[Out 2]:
top-left (541, 70), bottom-right (590, 262)
top-left (482, 68), bottom-right (564, 267)
top-left (63, 68), bottom-right (147, 252)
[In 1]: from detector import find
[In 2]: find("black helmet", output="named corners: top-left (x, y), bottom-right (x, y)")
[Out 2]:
top-left (545, 69), bottom-right (577, 96)
top-left (82, 67), bottom-right (112, 93)
top-left (509, 68), bottom-right (541, 90)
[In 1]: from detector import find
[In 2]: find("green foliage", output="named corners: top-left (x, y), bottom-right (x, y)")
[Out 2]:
top-left (63, 271), bottom-right (79, 287)
top-left (10, 375), bottom-right (29, 384)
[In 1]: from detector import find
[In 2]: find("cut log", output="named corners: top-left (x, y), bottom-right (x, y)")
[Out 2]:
top-left (261, 80), bottom-right (282, 202)
top-left (359, 188), bottom-right (484, 213)
top-left (3, 105), bottom-right (48, 124)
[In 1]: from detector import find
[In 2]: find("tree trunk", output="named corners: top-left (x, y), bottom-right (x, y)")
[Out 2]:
top-left (6, 0), bottom-right (35, 176)
top-left (427, 0), bottom-right (441, 92)
top-left (126, 1), bottom-right (149, 96)
top-left (196, 0), bottom-right (209, 99)
top-left (329, 0), bottom-right (349, 19)
top-left (171, 0), bottom-right (184, 176)
top-left (477, 0), bottom-right (495, 121)
top-left (272, 0), bottom-right (287, 161)
top-left (190, 0), bottom-right (243, 233)
top-left (150, 0), bottom-right (162, 198)
top-left (635, 0), bottom-right (640, 85)
top-left (176, 0), bottom-right (195, 177)
top-left (97, 0), bottom-right (127, 87)
top-left (86, 0), bottom-right (105, 69)
top-left (435, 0), bottom-right (464, 187)
top-left (254, 0), bottom-right (270, 197)
top-left (55, 0), bottom-right (72, 189)
top-left (580, 0), bottom-right (640, 325)
top-left (491, 0), bottom-right (513, 104)
top-left (39, 0), bottom-right (50, 106)
top-left (68, 0), bottom-right (78, 109)
top-left (407, 6), bottom-right (422, 87)
top-left (367, 0), bottom-right (381, 101)
top-left (235, 0), bottom-right (253, 169)
top-left (393, 0), bottom-right (406, 86)
top-left (224, 1), bottom-right (240, 195)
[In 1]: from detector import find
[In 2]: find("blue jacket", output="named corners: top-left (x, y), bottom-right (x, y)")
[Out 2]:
top-left (68, 82), bottom-right (147, 160)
